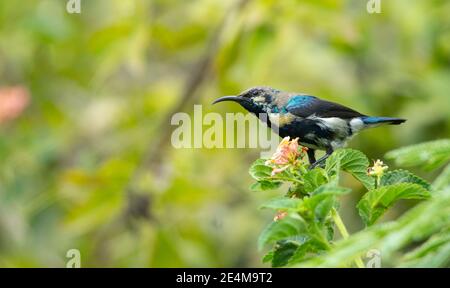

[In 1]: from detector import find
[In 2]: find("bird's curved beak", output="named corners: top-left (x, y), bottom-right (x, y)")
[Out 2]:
top-left (212, 95), bottom-right (244, 105)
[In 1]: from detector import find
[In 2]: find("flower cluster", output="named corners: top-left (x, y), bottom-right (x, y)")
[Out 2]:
top-left (368, 159), bottom-right (389, 187)
top-left (367, 159), bottom-right (389, 178)
top-left (265, 137), bottom-right (308, 176)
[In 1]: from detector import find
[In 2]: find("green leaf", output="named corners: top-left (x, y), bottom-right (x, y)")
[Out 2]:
top-left (311, 184), bottom-right (352, 196)
top-left (286, 184), bottom-right (307, 198)
top-left (357, 183), bottom-right (431, 226)
top-left (400, 228), bottom-right (450, 268)
top-left (325, 149), bottom-right (374, 190)
top-left (294, 188), bottom-right (450, 267)
top-left (380, 169), bottom-right (430, 190)
top-left (313, 196), bottom-right (335, 222)
top-left (303, 168), bottom-right (328, 193)
top-left (260, 197), bottom-right (302, 211)
top-left (249, 159), bottom-right (299, 186)
top-left (258, 214), bottom-right (307, 250)
top-left (433, 164), bottom-right (450, 191)
top-left (249, 159), bottom-right (286, 191)
top-left (287, 240), bottom-right (323, 265)
top-left (324, 218), bottom-right (335, 241)
top-left (249, 159), bottom-right (273, 181)
top-left (262, 251), bottom-right (274, 263)
top-left (385, 139), bottom-right (450, 170)
top-left (271, 240), bottom-right (300, 267)
top-left (304, 184), bottom-right (351, 222)
top-left (250, 181), bottom-right (282, 191)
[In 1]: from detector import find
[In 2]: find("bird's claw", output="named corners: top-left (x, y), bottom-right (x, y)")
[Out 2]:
top-left (308, 161), bottom-right (325, 170)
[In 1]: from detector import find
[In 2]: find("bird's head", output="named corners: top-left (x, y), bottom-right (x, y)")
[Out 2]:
top-left (212, 86), bottom-right (280, 114)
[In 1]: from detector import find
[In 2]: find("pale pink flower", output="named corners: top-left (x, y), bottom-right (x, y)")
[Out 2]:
top-left (274, 211), bottom-right (288, 222)
top-left (266, 137), bottom-right (304, 166)
top-left (0, 86), bottom-right (29, 123)
top-left (271, 165), bottom-right (290, 176)
top-left (265, 137), bottom-right (307, 176)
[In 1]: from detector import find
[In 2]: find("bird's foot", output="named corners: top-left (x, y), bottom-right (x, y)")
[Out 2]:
top-left (308, 149), bottom-right (334, 170)
top-left (308, 161), bottom-right (326, 170)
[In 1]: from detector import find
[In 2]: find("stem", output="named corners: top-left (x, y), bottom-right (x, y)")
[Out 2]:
top-left (331, 208), bottom-right (365, 268)
top-left (272, 176), bottom-right (304, 185)
top-left (376, 175), bottom-right (381, 189)
top-left (311, 223), bottom-right (332, 250)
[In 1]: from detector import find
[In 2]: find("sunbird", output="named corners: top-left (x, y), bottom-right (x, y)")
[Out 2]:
top-left (213, 87), bottom-right (406, 168)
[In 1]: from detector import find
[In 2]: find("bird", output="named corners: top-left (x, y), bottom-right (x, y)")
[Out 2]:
top-left (213, 86), bottom-right (406, 168)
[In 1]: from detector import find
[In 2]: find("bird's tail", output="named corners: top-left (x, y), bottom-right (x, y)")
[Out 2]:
top-left (361, 116), bottom-right (407, 126)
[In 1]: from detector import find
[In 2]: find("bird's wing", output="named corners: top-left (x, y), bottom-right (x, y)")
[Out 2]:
top-left (285, 95), bottom-right (365, 119)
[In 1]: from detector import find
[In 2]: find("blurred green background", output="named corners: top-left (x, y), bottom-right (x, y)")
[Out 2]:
top-left (0, 0), bottom-right (449, 267)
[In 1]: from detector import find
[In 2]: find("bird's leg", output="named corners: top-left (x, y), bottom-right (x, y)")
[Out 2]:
top-left (309, 147), bottom-right (334, 169)
top-left (307, 149), bottom-right (316, 165)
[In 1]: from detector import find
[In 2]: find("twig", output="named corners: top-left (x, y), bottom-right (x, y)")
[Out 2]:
top-left (125, 0), bottom-right (251, 217)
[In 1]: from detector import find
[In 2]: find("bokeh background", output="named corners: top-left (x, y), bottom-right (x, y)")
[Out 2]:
top-left (0, 0), bottom-right (449, 267)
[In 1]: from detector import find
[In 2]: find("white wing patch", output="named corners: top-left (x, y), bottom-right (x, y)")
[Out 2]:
top-left (310, 116), bottom-right (349, 138)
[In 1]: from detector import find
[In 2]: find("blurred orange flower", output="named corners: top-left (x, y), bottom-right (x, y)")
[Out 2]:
top-left (0, 86), bottom-right (29, 123)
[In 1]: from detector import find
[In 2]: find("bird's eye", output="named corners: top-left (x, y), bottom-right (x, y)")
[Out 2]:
top-left (251, 90), bottom-right (259, 96)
